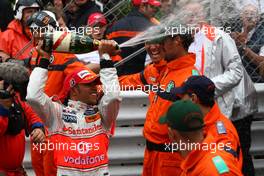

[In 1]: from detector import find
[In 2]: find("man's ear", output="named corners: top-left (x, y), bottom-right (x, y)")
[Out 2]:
top-left (173, 35), bottom-right (182, 46)
top-left (190, 93), bottom-right (199, 103)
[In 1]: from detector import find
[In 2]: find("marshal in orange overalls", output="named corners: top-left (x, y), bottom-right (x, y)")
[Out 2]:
top-left (180, 134), bottom-right (243, 176)
top-left (203, 103), bottom-right (243, 170)
top-left (142, 53), bottom-right (198, 176)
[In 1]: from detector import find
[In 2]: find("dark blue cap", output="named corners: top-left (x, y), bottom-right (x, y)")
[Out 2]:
top-left (171, 75), bottom-right (215, 102)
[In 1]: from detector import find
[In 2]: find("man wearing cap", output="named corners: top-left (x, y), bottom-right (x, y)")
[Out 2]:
top-left (0, 0), bottom-right (40, 61)
top-left (27, 10), bottom-right (100, 176)
top-left (73, 12), bottom-right (109, 73)
top-left (167, 75), bottom-right (243, 169)
top-left (106, 0), bottom-right (161, 76)
top-left (26, 40), bottom-right (121, 176)
top-left (87, 13), bottom-right (108, 40)
top-left (159, 100), bottom-right (243, 176)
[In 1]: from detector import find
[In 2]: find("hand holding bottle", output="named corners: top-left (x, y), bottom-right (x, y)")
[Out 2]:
top-left (98, 40), bottom-right (121, 57)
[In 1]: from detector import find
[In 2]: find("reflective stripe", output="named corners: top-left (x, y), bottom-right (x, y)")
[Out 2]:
top-left (48, 58), bottom-right (79, 71)
top-left (140, 71), bottom-right (148, 85)
top-left (106, 31), bottom-right (140, 39)
top-left (223, 146), bottom-right (239, 158)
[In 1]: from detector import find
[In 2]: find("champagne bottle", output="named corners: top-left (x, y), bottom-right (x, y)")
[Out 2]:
top-left (42, 31), bottom-right (104, 54)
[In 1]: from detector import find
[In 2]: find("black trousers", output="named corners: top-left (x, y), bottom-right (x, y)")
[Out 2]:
top-left (232, 115), bottom-right (255, 176)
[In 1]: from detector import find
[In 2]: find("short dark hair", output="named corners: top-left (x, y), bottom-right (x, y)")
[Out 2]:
top-left (178, 33), bottom-right (194, 51)
top-left (187, 92), bottom-right (215, 108)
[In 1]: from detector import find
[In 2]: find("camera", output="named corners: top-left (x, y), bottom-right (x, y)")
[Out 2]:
top-left (0, 63), bottom-right (30, 101)
top-left (0, 80), bottom-right (12, 99)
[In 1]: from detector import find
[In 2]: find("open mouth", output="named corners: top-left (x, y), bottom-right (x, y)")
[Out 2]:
top-left (150, 50), bottom-right (161, 57)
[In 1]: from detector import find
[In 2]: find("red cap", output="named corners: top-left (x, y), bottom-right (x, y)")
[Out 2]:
top-left (132, 0), bottom-right (161, 7)
top-left (87, 13), bottom-right (107, 26)
top-left (58, 69), bottom-right (100, 101)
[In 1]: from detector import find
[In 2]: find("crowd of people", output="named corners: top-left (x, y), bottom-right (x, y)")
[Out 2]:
top-left (0, 0), bottom-right (263, 176)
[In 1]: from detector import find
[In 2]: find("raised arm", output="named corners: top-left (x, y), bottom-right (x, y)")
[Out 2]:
top-left (26, 46), bottom-right (63, 131)
top-left (97, 40), bottom-right (122, 131)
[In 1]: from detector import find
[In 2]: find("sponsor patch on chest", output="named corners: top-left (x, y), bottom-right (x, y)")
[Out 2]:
top-left (62, 114), bottom-right (77, 123)
top-left (62, 108), bottom-right (77, 123)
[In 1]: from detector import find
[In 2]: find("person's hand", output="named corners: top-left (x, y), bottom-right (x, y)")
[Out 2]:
top-left (0, 52), bottom-right (11, 62)
top-left (31, 128), bottom-right (45, 143)
top-left (98, 40), bottom-right (121, 57)
top-left (36, 40), bottom-right (51, 59)
top-left (231, 32), bottom-right (247, 47)
top-left (0, 80), bottom-right (15, 109)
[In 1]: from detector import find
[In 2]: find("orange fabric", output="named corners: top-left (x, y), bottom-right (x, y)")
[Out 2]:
top-left (142, 54), bottom-right (197, 175)
top-left (106, 31), bottom-right (140, 39)
top-left (119, 60), bottom-right (167, 90)
top-left (180, 134), bottom-right (243, 176)
top-left (0, 20), bottom-right (33, 60)
top-left (119, 60), bottom-right (167, 102)
top-left (31, 139), bottom-right (57, 176)
top-left (203, 23), bottom-right (216, 41)
top-left (204, 103), bottom-right (243, 169)
top-left (111, 55), bottom-right (122, 62)
top-left (46, 52), bottom-right (89, 97)
top-left (30, 50), bottom-right (90, 97)
top-left (0, 96), bottom-right (43, 172)
top-left (143, 54), bottom-right (197, 144)
top-left (142, 149), bottom-right (183, 176)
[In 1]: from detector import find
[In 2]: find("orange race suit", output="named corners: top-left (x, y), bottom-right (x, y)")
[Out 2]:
top-left (0, 20), bottom-right (32, 60)
top-left (180, 134), bottom-right (243, 176)
top-left (26, 64), bottom-right (121, 175)
top-left (0, 94), bottom-right (44, 176)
